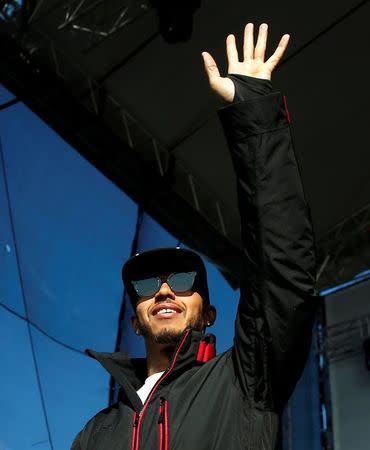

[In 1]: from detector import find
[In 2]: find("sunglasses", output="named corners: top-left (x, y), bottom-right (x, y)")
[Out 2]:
top-left (131, 271), bottom-right (197, 298)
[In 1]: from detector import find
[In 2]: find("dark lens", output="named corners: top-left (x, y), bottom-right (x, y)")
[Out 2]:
top-left (168, 272), bottom-right (196, 293)
top-left (132, 277), bottom-right (160, 297)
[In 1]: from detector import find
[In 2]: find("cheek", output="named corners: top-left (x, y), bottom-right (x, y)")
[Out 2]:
top-left (181, 296), bottom-right (204, 319)
top-left (135, 301), bottom-right (153, 322)
top-left (136, 310), bottom-right (146, 323)
top-left (187, 304), bottom-right (201, 317)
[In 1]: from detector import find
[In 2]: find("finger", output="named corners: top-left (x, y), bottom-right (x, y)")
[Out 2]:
top-left (254, 23), bottom-right (268, 61)
top-left (243, 23), bottom-right (254, 60)
top-left (202, 51), bottom-right (221, 86)
top-left (226, 34), bottom-right (239, 67)
top-left (265, 34), bottom-right (290, 71)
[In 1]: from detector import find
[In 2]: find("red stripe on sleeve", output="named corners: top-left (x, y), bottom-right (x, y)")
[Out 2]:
top-left (283, 95), bottom-right (292, 123)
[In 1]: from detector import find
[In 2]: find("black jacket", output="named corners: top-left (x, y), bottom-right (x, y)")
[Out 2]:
top-left (71, 82), bottom-right (319, 450)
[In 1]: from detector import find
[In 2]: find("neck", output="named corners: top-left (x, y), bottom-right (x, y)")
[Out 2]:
top-left (145, 340), bottom-right (175, 377)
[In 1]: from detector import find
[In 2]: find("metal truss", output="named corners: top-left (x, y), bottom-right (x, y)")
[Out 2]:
top-left (317, 306), bottom-right (370, 450)
top-left (325, 311), bottom-right (370, 363)
top-left (58, 0), bottom-right (151, 38)
top-left (20, 0), bottom-right (153, 52)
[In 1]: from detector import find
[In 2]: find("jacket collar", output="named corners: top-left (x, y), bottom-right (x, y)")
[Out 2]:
top-left (86, 328), bottom-right (215, 391)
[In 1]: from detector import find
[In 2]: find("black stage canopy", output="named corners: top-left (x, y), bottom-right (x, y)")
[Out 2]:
top-left (1, 0), bottom-right (370, 289)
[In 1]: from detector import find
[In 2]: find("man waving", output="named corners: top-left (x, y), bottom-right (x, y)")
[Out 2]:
top-left (71, 23), bottom-right (318, 450)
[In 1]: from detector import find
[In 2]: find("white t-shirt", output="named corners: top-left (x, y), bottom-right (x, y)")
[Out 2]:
top-left (136, 371), bottom-right (164, 403)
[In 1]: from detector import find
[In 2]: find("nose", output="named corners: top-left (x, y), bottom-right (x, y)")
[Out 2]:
top-left (155, 281), bottom-right (176, 300)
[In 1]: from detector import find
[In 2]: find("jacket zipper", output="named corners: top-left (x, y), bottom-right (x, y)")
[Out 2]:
top-left (163, 398), bottom-right (169, 450)
top-left (158, 399), bottom-right (164, 450)
top-left (131, 329), bottom-right (191, 450)
top-left (158, 397), bottom-right (169, 450)
top-left (131, 412), bottom-right (139, 450)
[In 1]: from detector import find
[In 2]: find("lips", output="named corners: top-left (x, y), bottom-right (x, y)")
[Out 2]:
top-left (151, 303), bottom-right (183, 316)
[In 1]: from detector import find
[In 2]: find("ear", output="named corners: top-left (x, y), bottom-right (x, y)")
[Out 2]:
top-left (130, 314), bottom-right (140, 336)
top-left (204, 305), bottom-right (216, 328)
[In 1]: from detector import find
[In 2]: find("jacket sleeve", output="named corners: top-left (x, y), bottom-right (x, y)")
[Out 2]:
top-left (218, 91), bottom-right (319, 412)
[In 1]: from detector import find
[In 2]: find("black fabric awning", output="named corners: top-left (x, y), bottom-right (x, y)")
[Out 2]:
top-left (1, 0), bottom-right (369, 289)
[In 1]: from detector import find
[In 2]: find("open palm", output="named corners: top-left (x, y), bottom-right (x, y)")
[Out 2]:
top-left (202, 23), bottom-right (290, 103)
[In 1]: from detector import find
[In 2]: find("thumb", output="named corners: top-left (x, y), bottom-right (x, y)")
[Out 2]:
top-left (202, 51), bottom-right (220, 87)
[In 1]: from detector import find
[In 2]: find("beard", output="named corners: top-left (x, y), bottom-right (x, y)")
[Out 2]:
top-left (137, 322), bottom-right (186, 345)
top-left (137, 315), bottom-right (203, 345)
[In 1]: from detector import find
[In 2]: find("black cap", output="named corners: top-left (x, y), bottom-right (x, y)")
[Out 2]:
top-left (122, 247), bottom-right (210, 308)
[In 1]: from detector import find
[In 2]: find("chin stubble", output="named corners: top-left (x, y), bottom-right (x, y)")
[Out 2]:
top-left (137, 315), bottom-right (203, 345)
top-left (137, 322), bottom-right (185, 345)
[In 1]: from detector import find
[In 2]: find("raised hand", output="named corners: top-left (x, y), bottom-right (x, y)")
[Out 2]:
top-left (202, 23), bottom-right (290, 103)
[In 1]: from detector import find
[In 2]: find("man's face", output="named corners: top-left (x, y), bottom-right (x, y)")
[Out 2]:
top-left (132, 278), bottom-right (207, 345)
